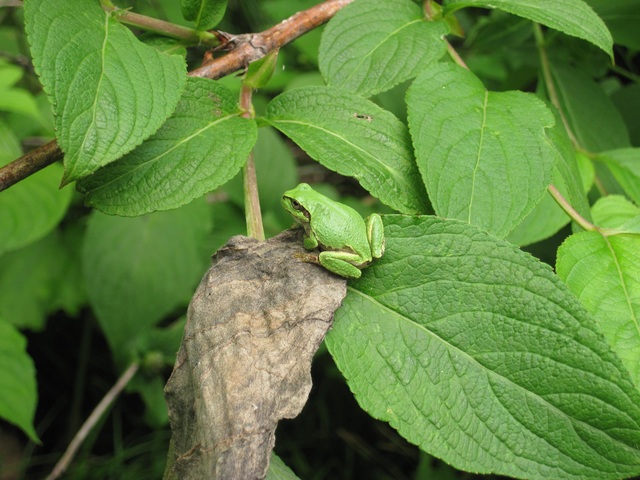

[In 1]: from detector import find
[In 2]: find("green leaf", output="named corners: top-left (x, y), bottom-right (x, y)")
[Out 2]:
top-left (0, 120), bottom-right (21, 166)
top-left (265, 86), bottom-right (428, 214)
top-left (144, 318), bottom-right (187, 363)
top-left (327, 215), bottom-right (640, 479)
top-left (82, 200), bottom-right (210, 358)
top-left (584, 0), bottom-right (640, 50)
top-left (244, 50), bottom-right (279, 89)
top-left (0, 88), bottom-right (41, 120)
top-left (0, 122), bottom-right (72, 255)
top-left (0, 58), bottom-right (23, 89)
top-left (0, 232), bottom-right (70, 330)
top-left (557, 231), bottom-right (640, 390)
top-left (595, 148), bottom-right (640, 205)
top-left (443, 0), bottom-right (613, 58)
top-left (508, 111), bottom-right (592, 246)
top-left (24, 0), bottom-right (186, 184)
top-left (77, 78), bottom-right (257, 216)
top-left (319, 0), bottom-right (448, 97)
top-left (140, 35), bottom-right (188, 58)
top-left (0, 320), bottom-right (39, 443)
top-left (507, 168), bottom-right (570, 246)
top-left (550, 63), bottom-right (630, 153)
top-left (266, 453), bottom-right (300, 480)
top-left (407, 62), bottom-right (556, 237)
top-left (591, 195), bottom-right (640, 229)
top-left (130, 374), bottom-right (168, 426)
top-left (611, 84), bottom-right (640, 147)
top-left (181, 0), bottom-right (227, 30)
top-left (51, 222), bottom-right (88, 317)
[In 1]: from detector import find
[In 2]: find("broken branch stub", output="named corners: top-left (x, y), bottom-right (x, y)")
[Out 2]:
top-left (164, 230), bottom-right (347, 480)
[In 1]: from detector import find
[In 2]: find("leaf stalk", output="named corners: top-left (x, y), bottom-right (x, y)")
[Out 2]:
top-left (101, 0), bottom-right (220, 46)
top-left (240, 84), bottom-right (265, 241)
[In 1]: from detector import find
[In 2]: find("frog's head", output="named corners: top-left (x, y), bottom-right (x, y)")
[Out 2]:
top-left (282, 183), bottom-right (313, 226)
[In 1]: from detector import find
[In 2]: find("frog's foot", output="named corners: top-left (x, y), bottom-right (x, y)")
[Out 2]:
top-left (294, 252), bottom-right (320, 264)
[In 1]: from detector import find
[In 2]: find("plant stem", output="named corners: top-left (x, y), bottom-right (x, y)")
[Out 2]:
top-left (45, 362), bottom-right (139, 480)
top-left (446, 41), bottom-right (468, 69)
top-left (240, 84), bottom-right (265, 241)
top-left (101, 0), bottom-right (220, 46)
top-left (611, 64), bottom-right (640, 84)
top-left (547, 184), bottom-right (595, 232)
top-left (0, 0), bottom-right (352, 192)
top-left (189, 0), bottom-right (353, 79)
top-left (0, 140), bottom-right (63, 191)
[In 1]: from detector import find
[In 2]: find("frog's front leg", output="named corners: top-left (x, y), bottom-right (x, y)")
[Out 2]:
top-left (318, 251), bottom-right (364, 279)
top-left (366, 213), bottom-right (385, 259)
top-left (303, 229), bottom-right (319, 250)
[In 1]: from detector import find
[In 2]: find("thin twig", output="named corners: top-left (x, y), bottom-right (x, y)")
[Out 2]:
top-left (0, 0), bottom-right (351, 193)
top-left (0, 140), bottom-right (63, 191)
top-left (189, 0), bottom-right (353, 79)
top-left (101, 1), bottom-right (220, 46)
top-left (45, 363), bottom-right (139, 480)
top-left (446, 41), bottom-right (468, 69)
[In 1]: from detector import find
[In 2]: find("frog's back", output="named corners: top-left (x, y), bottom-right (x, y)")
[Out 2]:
top-left (308, 196), bottom-right (370, 254)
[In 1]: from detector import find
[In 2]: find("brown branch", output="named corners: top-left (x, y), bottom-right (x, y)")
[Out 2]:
top-left (0, 140), bottom-right (63, 191)
top-left (189, 0), bottom-right (353, 79)
top-left (0, 0), bottom-right (351, 193)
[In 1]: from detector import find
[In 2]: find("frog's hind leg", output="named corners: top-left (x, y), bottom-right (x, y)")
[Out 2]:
top-left (318, 251), bottom-right (363, 279)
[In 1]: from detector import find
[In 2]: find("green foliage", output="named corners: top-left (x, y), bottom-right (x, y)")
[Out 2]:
top-left (2, 0), bottom-right (640, 477)
top-left (82, 200), bottom-right (211, 360)
top-left (265, 86), bottom-right (427, 214)
top-left (0, 231), bottom-right (82, 330)
top-left (319, 0), bottom-right (448, 97)
top-left (584, 0), bottom-right (640, 49)
top-left (0, 320), bottom-right (39, 443)
top-left (77, 78), bottom-right (257, 215)
top-left (407, 61), bottom-right (556, 237)
top-left (551, 63), bottom-right (630, 152)
top-left (508, 117), bottom-right (592, 246)
top-left (244, 50), bottom-right (279, 89)
top-left (0, 59), bottom-right (41, 120)
top-left (23, 0), bottom-right (186, 184)
top-left (443, 0), bottom-right (614, 59)
top-left (596, 149), bottom-right (640, 204)
top-left (327, 215), bottom-right (640, 478)
top-left (0, 122), bottom-right (72, 255)
top-left (557, 216), bottom-right (640, 387)
top-left (181, 0), bottom-right (227, 30)
top-left (266, 453), bottom-right (300, 480)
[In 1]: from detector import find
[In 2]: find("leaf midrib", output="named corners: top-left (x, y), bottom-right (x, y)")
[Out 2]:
top-left (87, 112), bottom-right (241, 192)
top-left (339, 18), bottom-right (423, 88)
top-left (601, 234), bottom-right (640, 341)
top-left (347, 285), bottom-right (640, 459)
top-left (69, 10), bottom-right (110, 180)
top-left (468, 90), bottom-right (489, 224)
top-left (271, 118), bottom-right (415, 201)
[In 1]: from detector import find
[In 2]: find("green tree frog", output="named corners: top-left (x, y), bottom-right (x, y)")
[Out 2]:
top-left (281, 183), bottom-right (385, 279)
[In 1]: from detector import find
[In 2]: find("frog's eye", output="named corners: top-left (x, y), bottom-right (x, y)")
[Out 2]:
top-left (291, 199), bottom-right (303, 210)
